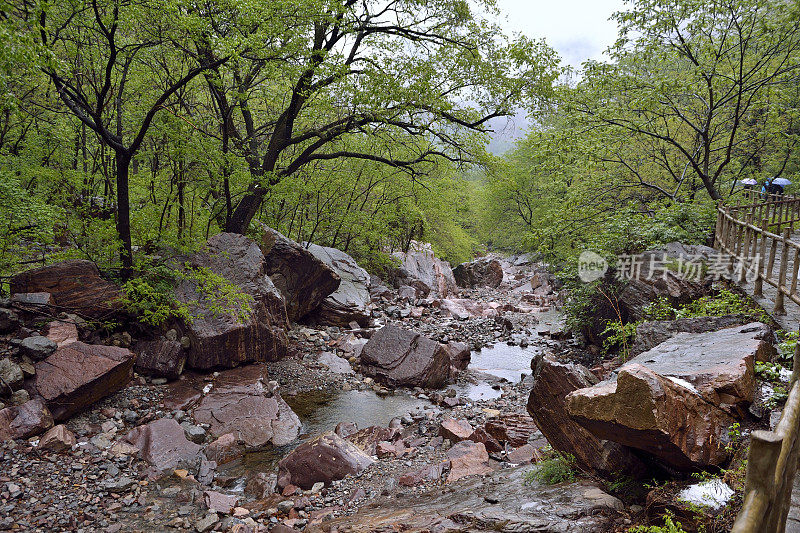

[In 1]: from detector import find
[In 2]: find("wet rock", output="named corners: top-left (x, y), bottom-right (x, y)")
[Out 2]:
top-left (392, 241), bottom-right (458, 298)
top-left (245, 472), bottom-right (277, 499)
top-left (444, 341), bottom-right (470, 372)
top-left (0, 358), bottom-right (23, 392)
top-left (483, 414), bottom-right (537, 447)
top-left (10, 260), bottom-right (122, 318)
top-left (317, 351), bottom-right (353, 374)
top-left (346, 426), bottom-right (399, 456)
top-left (305, 244), bottom-right (371, 327)
top-left (438, 418), bottom-right (473, 443)
top-left (133, 338), bottom-right (186, 379)
top-left (124, 418), bottom-right (202, 474)
top-left (630, 315), bottom-right (754, 357)
top-left (277, 432), bottom-right (374, 490)
top-left (468, 426), bottom-right (503, 453)
top-left (0, 398), bottom-right (53, 440)
top-left (38, 424), bottom-right (76, 452)
top-left (446, 441), bottom-right (492, 482)
top-left (622, 322), bottom-right (768, 414)
top-left (45, 320), bottom-right (79, 347)
top-left (195, 513), bottom-right (219, 532)
top-left (397, 285), bottom-right (418, 301)
top-left (204, 433), bottom-right (244, 465)
top-left (259, 225), bottom-right (341, 321)
top-left (30, 341), bottom-right (134, 420)
top-left (527, 356), bottom-right (646, 479)
top-left (360, 325), bottom-right (452, 389)
top-left (10, 292), bottom-right (54, 310)
top-left (175, 232), bottom-right (289, 369)
top-left (191, 366), bottom-right (300, 448)
top-left (308, 465), bottom-right (622, 532)
top-left (19, 335), bottom-right (57, 361)
top-left (453, 258), bottom-right (504, 289)
top-left (334, 422), bottom-right (358, 438)
top-left (0, 308), bottom-right (19, 333)
top-left (507, 444), bottom-right (540, 464)
top-left (566, 363), bottom-right (735, 470)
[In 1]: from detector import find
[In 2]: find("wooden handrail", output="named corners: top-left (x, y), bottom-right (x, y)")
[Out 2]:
top-left (722, 192), bottom-right (800, 532)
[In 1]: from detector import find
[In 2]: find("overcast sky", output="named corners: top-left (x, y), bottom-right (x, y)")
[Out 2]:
top-left (492, 0), bottom-right (627, 68)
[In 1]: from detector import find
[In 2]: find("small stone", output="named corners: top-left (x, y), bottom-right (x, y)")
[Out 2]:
top-left (182, 423), bottom-right (207, 444)
top-left (19, 336), bottom-right (57, 361)
top-left (10, 389), bottom-right (29, 406)
top-left (151, 377), bottom-right (168, 385)
top-left (310, 482), bottom-right (325, 494)
top-left (277, 500), bottom-right (295, 514)
top-left (195, 512), bottom-right (219, 532)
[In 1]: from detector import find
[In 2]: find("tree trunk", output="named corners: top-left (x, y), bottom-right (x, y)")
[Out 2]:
top-left (225, 188), bottom-right (264, 234)
top-left (116, 151), bottom-right (134, 280)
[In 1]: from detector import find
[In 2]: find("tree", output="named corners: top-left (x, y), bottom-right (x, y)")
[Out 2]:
top-left (571, 0), bottom-right (800, 201)
top-left (192, 0), bottom-right (558, 233)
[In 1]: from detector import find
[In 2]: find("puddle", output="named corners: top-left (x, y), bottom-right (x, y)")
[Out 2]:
top-left (468, 343), bottom-right (540, 383)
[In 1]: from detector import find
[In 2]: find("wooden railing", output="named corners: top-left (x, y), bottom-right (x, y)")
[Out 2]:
top-left (731, 340), bottom-right (800, 533)
top-left (722, 191), bottom-right (800, 532)
top-left (715, 193), bottom-right (800, 315)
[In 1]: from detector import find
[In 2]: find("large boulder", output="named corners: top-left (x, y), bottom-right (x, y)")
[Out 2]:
top-left (359, 325), bottom-right (452, 389)
top-left (625, 322), bottom-right (768, 414)
top-left (10, 260), bottom-right (122, 318)
top-left (30, 342), bottom-right (134, 420)
top-left (304, 244), bottom-right (371, 327)
top-left (392, 241), bottom-right (458, 298)
top-left (0, 399), bottom-right (53, 440)
top-left (277, 432), bottom-right (374, 490)
top-left (566, 363), bottom-right (735, 471)
top-left (175, 233), bottom-right (289, 369)
top-left (258, 225), bottom-right (340, 321)
top-left (630, 315), bottom-right (753, 356)
top-left (125, 418), bottom-right (202, 474)
top-left (191, 365), bottom-right (300, 448)
top-left (134, 338), bottom-right (186, 379)
top-left (527, 356), bottom-right (646, 479)
top-left (618, 270), bottom-right (710, 323)
top-left (453, 258), bottom-right (504, 289)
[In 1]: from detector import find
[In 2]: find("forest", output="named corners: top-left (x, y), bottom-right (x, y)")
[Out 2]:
top-left (1, 0), bottom-right (799, 286)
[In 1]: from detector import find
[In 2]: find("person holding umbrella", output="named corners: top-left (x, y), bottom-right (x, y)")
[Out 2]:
top-left (772, 176), bottom-right (792, 195)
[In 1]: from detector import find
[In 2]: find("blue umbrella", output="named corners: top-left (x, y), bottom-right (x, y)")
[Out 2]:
top-left (773, 177), bottom-right (792, 186)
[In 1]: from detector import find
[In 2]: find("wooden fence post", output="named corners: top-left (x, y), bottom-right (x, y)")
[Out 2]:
top-left (774, 227), bottom-right (790, 315)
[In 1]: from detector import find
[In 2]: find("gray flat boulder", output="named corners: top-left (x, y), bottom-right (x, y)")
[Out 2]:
top-left (305, 244), bottom-right (371, 327)
top-left (360, 325), bottom-right (452, 389)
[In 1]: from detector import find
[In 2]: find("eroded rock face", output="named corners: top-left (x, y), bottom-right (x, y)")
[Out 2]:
top-left (453, 258), bottom-right (504, 289)
top-left (566, 363), bottom-right (735, 471)
top-left (305, 244), bottom-right (371, 327)
top-left (624, 322), bottom-right (768, 414)
top-left (10, 260), bottom-right (122, 318)
top-left (360, 325), bottom-right (452, 389)
top-left (191, 365), bottom-right (300, 449)
top-left (392, 241), bottom-right (458, 298)
top-left (0, 398), bottom-right (53, 440)
top-left (277, 432), bottom-right (374, 490)
top-left (134, 338), bottom-right (186, 379)
top-left (307, 465), bottom-right (623, 533)
top-left (31, 341), bottom-right (134, 420)
top-left (483, 414), bottom-right (537, 448)
top-left (630, 315), bottom-right (754, 357)
top-left (259, 225), bottom-right (341, 322)
top-left (175, 233), bottom-right (289, 369)
top-left (527, 356), bottom-right (646, 479)
top-left (125, 418), bottom-right (202, 474)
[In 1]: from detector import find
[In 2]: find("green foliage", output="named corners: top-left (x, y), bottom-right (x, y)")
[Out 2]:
top-left (627, 511), bottom-right (688, 533)
top-left (180, 265), bottom-right (254, 323)
top-left (674, 289), bottom-right (770, 323)
top-left (777, 331), bottom-right (798, 365)
top-left (602, 319), bottom-right (637, 358)
top-left (755, 362), bottom-right (787, 382)
top-left (524, 447), bottom-right (578, 485)
top-left (121, 264), bottom-right (190, 327)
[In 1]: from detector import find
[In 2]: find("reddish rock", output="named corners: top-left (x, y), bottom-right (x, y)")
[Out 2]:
top-left (360, 325), bottom-right (452, 389)
top-left (446, 441), bottom-right (492, 482)
top-left (45, 320), bottom-right (78, 347)
top-left (527, 356), bottom-right (646, 479)
top-left (38, 424), bottom-right (76, 452)
top-left (376, 441), bottom-right (397, 458)
top-left (204, 433), bottom-right (244, 465)
top-left (134, 338), bottom-right (186, 379)
top-left (453, 258), bottom-right (504, 289)
top-left (125, 418), bottom-right (202, 473)
top-left (278, 432), bottom-right (374, 490)
top-left (507, 444), bottom-right (541, 464)
top-left (10, 260), bottom-right (122, 318)
top-left (484, 414), bottom-right (538, 447)
top-left (468, 427), bottom-right (503, 453)
top-left (0, 399), bottom-right (53, 440)
top-left (258, 225), bottom-right (341, 322)
top-left (334, 421), bottom-right (358, 438)
top-left (31, 341), bottom-right (134, 420)
top-left (304, 244), bottom-right (371, 327)
top-left (398, 462), bottom-right (446, 487)
top-left (191, 366), bottom-right (300, 448)
top-left (245, 472), bottom-right (277, 499)
top-left (346, 425), bottom-right (399, 455)
top-left (438, 418), bottom-right (474, 443)
top-left (445, 341), bottom-right (471, 372)
top-left (204, 490), bottom-right (238, 514)
top-left (175, 233), bottom-right (289, 369)
top-left (566, 363), bottom-right (735, 470)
